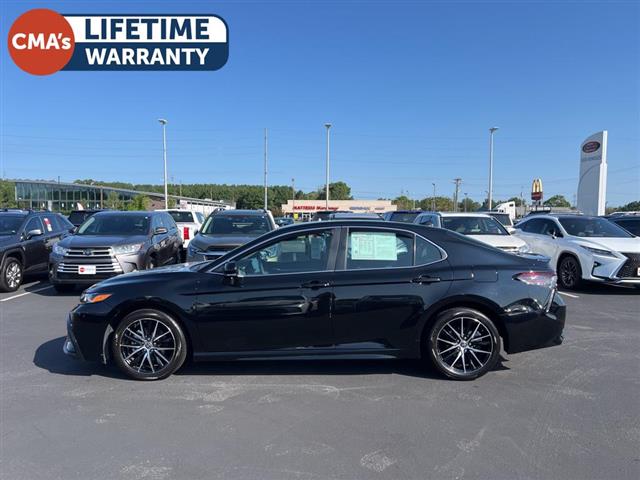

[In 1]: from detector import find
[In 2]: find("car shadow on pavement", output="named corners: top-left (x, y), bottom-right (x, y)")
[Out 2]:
top-left (562, 284), bottom-right (639, 296)
top-left (33, 337), bottom-right (127, 379)
top-left (34, 337), bottom-right (510, 381)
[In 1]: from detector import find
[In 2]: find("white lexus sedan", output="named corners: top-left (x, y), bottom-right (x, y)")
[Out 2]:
top-left (513, 214), bottom-right (640, 289)
top-left (414, 212), bottom-right (530, 254)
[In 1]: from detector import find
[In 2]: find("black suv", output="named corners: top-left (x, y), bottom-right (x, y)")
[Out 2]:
top-left (67, 209), bottom-right (104, 227)
top-left (49, 210), bottom-right (183, 292)
top-left (0, 209), bottom-right (74, 292)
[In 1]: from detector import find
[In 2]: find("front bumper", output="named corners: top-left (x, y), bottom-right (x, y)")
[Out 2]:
top-left (502, 292), bottom-right (566, 354)
top-left (50, 251), bottom-right (144, 285)
top-left (580, 251), bottom-right (640, 284)
top-left (63, 304), bottom-right (113, 362)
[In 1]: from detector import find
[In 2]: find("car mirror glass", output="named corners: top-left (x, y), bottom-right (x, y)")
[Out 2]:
top-left (26, 228), bottom-right (43, 239)
top-left (154, 227), bottom-right (168, 235)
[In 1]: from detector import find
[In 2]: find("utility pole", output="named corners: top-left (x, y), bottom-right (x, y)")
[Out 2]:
top-left (291, 177), bottom-right (296, 218)
top-left (431, 183), bottom-right (436, 211)
top-left (263, 128), bottom-right (268, 210)
top-left (488, 127), bottom-right (499, 211)
top-left (453, 178), bottom-right (462, 212)
top-left (158, 119), bottom-right (168, 208)
top-left (324, 123), bottom-right (332, 209)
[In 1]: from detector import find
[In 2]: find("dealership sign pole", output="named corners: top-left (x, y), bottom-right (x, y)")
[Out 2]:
top-left (324, 123), bottom-right (332, 210)
top-left (577, 131), bottom-right (608, 216)
top-left (159, 119), bottom-right (168, 208)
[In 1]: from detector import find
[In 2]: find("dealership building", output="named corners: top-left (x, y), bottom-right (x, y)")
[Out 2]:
top-left (280, 199), bottom-right (396, 220)
top-left (12, 180), bottom-right (230, 213)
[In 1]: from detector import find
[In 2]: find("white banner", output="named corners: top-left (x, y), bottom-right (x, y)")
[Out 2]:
top-left (577, 131), bottom-right (607, 216)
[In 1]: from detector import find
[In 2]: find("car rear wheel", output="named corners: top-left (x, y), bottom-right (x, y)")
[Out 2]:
top-left (1, 258), bottom-right (23, 292)
top-left (426, 308), bottom-right (501, 380)
top-left (112, 309), bottom-right (187, 381)
top-left (558, 255), bottom-right (582, 290)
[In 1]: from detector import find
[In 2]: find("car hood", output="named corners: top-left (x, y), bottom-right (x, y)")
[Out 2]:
top-left (467, 234), bottom-right (526, 249)
top-left (191, 234), bottom-right (259, 249)
top-left (572, 236), bottom-right (640, 253)
top-left (90, 263), bottom-right (197, 289)
top-left (60, 234), bottom-right (148, 248)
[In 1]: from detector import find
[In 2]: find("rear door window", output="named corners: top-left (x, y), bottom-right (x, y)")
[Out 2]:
top-left (346, 229), bottom-right (414, 270)
top-left (521, 218), bottom-right (545, 234)
top-left (23, 216), bottom-right (43, 235)
top-left (168, 211), bottom-right (194, 223)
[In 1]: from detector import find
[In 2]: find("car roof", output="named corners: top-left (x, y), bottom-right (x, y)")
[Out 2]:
top-left (439, 212), bottom-right (492, 218)
top-left (389, 210), bottom-right (422, 214)
top-left (92, 210), bottom-right (153, 216)
top-left (214, 209), bottom-right (268, 216)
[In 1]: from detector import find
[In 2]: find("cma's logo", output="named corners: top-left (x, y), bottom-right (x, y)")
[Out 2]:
top-left (582, 141), bottom-right (601, 154)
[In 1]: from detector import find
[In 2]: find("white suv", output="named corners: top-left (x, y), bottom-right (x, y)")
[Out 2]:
top-left (513, 214), bottom-right (640, 289)
top-left (414, 212), bottom-right (530, 254)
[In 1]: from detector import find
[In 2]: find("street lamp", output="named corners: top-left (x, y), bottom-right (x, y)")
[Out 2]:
top-left (291, 177), bottom-right (295, 218)
top-left (324, 123), bottom-right (332, 209)
top-left (158, 119), bottom-right (168, 208)
top-left (488, 127), bottom-right (499, 211)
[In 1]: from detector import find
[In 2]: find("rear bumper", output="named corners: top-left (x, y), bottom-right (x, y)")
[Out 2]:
top-left (502, 292), bottom-right (566, 354)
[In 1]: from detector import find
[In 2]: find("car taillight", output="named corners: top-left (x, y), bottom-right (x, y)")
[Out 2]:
top-left (513, 271), bottom-right (557, 288)
top-left (183, 226), bottom-right (190, 240)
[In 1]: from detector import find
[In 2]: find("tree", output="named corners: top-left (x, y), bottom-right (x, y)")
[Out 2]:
top-left (393, 195), bottom-right (414, 210)
top-left (618, 200), bottom-right (640, 212)
top-left (127, 195), bottom-right (151, 211)
top-left (236, 189), bottom-right (263, 209)
top-left (544, 195), bottom-right (571, 208)
top-left (418, 196), bottom-right (453, 211)
top-left (105, 191), bottom-right (122, 210)
top-left (316, 182), bottom-right (353, 200)
top-left (0, 181), bottom-right (17, 208)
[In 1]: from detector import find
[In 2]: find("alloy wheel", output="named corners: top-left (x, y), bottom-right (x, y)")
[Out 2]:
top-left (434, 316), bottom-right (494, 376)
top-left (560, 258), bottom-right (579, 288)
top-left (119, 318), bottom-right (176, 374)
top-left (5, 262), bottom-right (22, 289)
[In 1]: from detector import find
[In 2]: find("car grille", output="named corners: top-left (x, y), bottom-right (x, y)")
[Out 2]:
top-left (617, 253), bottom-right (640, 279)
top-left (58, 247), bottom-right (123, 275)
top-left (204, 245), bottom-right (238, 259)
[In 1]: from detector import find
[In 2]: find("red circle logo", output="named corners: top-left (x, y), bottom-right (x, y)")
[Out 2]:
top-left (8, 9), bottom-right (75, 76)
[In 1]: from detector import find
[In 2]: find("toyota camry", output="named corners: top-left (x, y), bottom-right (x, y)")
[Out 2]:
top-left (64, 220), bottom-right (566, 381)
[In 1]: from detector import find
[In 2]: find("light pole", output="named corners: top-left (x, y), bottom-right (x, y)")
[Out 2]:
top-left (158, 119), bottom-right (168, 208)
top-left (291, 177), bottom-right (295, 218)
top-left (264, 128), bottom-right (268, 210)
top-left (431, 183), bottom-right (436, 211)
top-left (488, 127), bottom-right (499, 211)
top-left (324, 123), bottom-right (332, 210)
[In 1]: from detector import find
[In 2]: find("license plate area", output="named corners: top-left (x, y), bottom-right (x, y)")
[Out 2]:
top-left (78, 265), bottom-right (96, 275)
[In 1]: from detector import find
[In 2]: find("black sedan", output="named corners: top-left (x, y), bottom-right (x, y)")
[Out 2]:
top-left (64, 220), bottom-right (565, 381)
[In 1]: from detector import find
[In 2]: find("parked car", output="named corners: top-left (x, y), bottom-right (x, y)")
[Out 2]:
top-left (486, 211), bottom-right (515, 232)
top-left (67, 209), bottom-right (104, 228)
top-left (513, 214), bottom-right (640, 289)
top-left (311, 210), bottom-right (347, 221)
top-left (275, 217), bottom-right (295, 227)
top-left (605, 213), bottom-right (640, 236)
top-left (186, 209), bottom-right (276, 262)
top-left (383, 210), bottom-right (423, 223)
top-left (64, 220), bottom-right (565, 381)
top-left (49, 210), bottom-right (182, 292)
top-left (414, 212), bottom-right (530, 254)
top-left (0, 209), bottom-right (74, 291)
top-left (159, 209), bottom-right (205, 254)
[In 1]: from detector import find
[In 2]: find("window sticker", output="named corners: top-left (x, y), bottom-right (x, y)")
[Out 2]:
top-left (43, 217), bottom-right (53, 232)
top-left (350, 232), bottom-right (397, 261)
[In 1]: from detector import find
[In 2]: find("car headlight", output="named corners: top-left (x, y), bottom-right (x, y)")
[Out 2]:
top-left (580, 245), bottom-right (617, 258)
top-left (53, 243), bottom-right (68, 255)
top-left (517, 243), bottom-right (530, 254)
top-left (80, 292), bottom-right (112, 304)
top-left (188, 243), bottom-right (204, 255)
top-left (112, 243), bottom-right (143, 255)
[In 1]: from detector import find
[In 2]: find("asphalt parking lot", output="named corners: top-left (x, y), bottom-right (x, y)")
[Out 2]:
top-left (0, 276), bottom-right (638, 480)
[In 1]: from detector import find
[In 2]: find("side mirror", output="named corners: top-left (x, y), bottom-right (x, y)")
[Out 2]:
top-left (222, 261), bottom-right (239, 285)
top-left (70, 227), bottom-right (78, 234)
top-left (154, 227), bottom-right (168, 235)
top-left (25, 228), bottom-right (43, 240)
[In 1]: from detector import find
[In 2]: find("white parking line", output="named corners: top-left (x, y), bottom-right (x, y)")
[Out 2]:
top-left (0, 285), bottom-right (53, 302)
top-left (558, 291), bottom-right (580, 299)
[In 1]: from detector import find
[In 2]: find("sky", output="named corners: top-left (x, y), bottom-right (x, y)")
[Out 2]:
top-left (1, 0), bottom-right (638, 206)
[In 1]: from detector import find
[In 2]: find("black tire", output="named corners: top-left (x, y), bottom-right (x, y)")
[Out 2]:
top-left (426, 307), bottom-right (501, 381)
top-left (112, 309), bottom-right (187, 381)
top-left (558, 255), bottom-right (582, 290)
top-left (144, 255), bottom-right (157, 270)
top-left (53, 284), bottom-right (75, 293)
top-left (0, 257), bottom-right (23, 292)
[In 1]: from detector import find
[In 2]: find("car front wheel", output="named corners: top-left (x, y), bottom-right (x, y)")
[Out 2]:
top-left (112, 309), bottom-right (187, 380)
top-left (558, 255), bottom-right (582, 290)
top-left (1, 258), bottom-right (23, 292)
top-left (427, 308), bottom-right (501, 380)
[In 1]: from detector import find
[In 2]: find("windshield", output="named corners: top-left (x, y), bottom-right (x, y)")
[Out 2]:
top-left (559, 217), bottom-right (633, 238)
top-left (389, 212), bottom-right (420, 223)
top-left (167, 211), bottom-right (194, 223)
top-left (77, 214), bottom-right (150, 236)
top-left (442, 216), bottom-right (508, 235)
top-left (490, 213), bottom-right (513, 227)
top-left (201, 214), bottom-right (270, 236)
top-left (0, 215), bottom-right (25, 235)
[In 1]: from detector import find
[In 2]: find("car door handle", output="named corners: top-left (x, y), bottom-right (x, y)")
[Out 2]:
top-left (301, 280), bottom-right (331, 289)
top-left (412, 275), bottom-right (441, 284)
